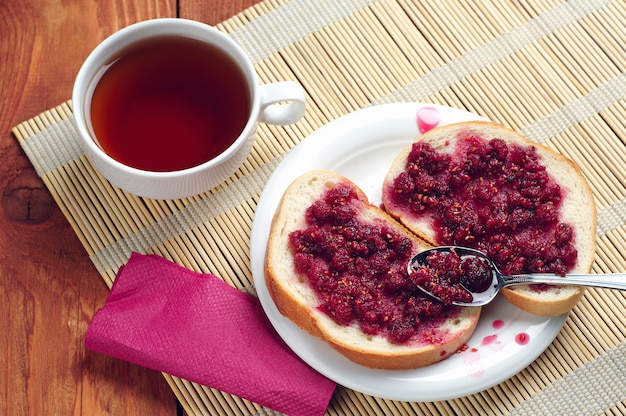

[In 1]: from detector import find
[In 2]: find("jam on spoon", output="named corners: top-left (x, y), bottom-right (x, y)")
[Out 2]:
top-left (408, 246), bottom-right (626, 307)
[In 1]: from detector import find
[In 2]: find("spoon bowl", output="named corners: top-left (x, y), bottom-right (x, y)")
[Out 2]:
top-left (408, 246), bottom-right (626, 307)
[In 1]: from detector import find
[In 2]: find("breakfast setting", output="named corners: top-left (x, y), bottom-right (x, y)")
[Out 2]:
top-left (3, 0), bottom-right (625, 415)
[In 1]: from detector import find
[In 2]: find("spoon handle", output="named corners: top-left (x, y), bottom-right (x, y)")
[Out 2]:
top-left (501, 273), bottom-right (626, 291)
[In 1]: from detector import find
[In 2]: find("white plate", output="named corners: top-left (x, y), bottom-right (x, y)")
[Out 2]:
top-left (250, 103), bottom-right (567, 401)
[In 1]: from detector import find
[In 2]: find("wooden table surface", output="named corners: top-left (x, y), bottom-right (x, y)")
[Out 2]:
top-left (0, 1), bottom-right (260, 414)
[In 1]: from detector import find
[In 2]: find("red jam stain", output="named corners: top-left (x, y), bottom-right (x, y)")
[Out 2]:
top-left (289, 182), bottom-right (462, 345)
top-left (456, 343), bottom-right (469, 353)
top-left (416, 107), bottom-right (441, 133)
top-left (492, 319), bottom-right (505, 330)
top-left (388, 134), bottom-right (577, 280)
top-left (481, 334), bottom-right (498, 346)
top-left (515, 332), bottom-right (530, 345)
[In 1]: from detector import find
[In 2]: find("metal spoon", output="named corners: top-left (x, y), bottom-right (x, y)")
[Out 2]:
top-left (408, 246), bottom-right (626, 307)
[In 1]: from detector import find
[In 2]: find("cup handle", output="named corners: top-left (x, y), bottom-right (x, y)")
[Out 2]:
top-left (258, 81), bottom-right (306, 125)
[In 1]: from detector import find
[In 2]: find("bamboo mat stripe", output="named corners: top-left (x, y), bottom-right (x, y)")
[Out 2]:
top-left (21, 117), bottom-right (80, 176)
top-left (507, 342), bottom-right (626, 415)
top-left (229, 0), bottom-right (376, 63)
top-left (520, 74), bottom-right (626, 144)
top-left (12, 0), bottom-right (626, 414)
top-left (375, 0), bottom-right (612, 106)
top-left (598, 199), bottom-right (626, 237)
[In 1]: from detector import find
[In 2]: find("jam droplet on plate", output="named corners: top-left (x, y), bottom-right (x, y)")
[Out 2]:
top-left (492, 319), bottom-right (505, 330)
top-left (481, 334), bottom-right (498, 346)
top-left (515, 332), bottom-right (530, 345)
top-left (416, 106), bottom-right (441, 133)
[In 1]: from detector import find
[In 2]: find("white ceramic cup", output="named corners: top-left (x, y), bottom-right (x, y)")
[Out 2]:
top-left (73, 18), bottom-right (306, 199)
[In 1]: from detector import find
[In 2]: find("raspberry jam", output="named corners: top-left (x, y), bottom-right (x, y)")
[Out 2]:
top-left (411, 249), bottom-right (492, 304)
top-left (289, 183), bottom-right (461, 345)
top-left (387, 135), bottom-right (577, 279)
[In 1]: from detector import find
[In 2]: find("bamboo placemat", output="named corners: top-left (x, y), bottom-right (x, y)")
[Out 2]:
top-left (13, 0), bottom-right (626, 414)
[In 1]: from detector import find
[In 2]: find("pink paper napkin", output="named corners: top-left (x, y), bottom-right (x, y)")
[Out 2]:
top-left (85, 252), bottom-right (336, 416)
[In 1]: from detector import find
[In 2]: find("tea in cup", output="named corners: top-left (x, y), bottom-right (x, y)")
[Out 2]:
top-left (73, 18), bottom-right (306, 199)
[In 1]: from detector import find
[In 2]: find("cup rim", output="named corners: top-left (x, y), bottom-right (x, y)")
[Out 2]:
top-left (72, 18), bottom-right (260, 178)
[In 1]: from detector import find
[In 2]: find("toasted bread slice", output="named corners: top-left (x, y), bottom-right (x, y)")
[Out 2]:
top-left (265, 170), bottom-right (481, 369)
top-left (382, 121), bottom-right (596, 316)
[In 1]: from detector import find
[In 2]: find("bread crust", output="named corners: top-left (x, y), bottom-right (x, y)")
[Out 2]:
top-left (265, 170), bottom-right (481, 369)
top-left (382, 121), bottom-right (596, 316)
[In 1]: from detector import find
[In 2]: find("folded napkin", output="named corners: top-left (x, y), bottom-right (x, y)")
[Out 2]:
top-left (85, 252), bottom-right (336, 416)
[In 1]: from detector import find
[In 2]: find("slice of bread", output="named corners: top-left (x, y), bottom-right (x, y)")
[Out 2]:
top-left (382, 121), bottom-right (596, 316)
top-left (265, 170), bottom-right (481, 369)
